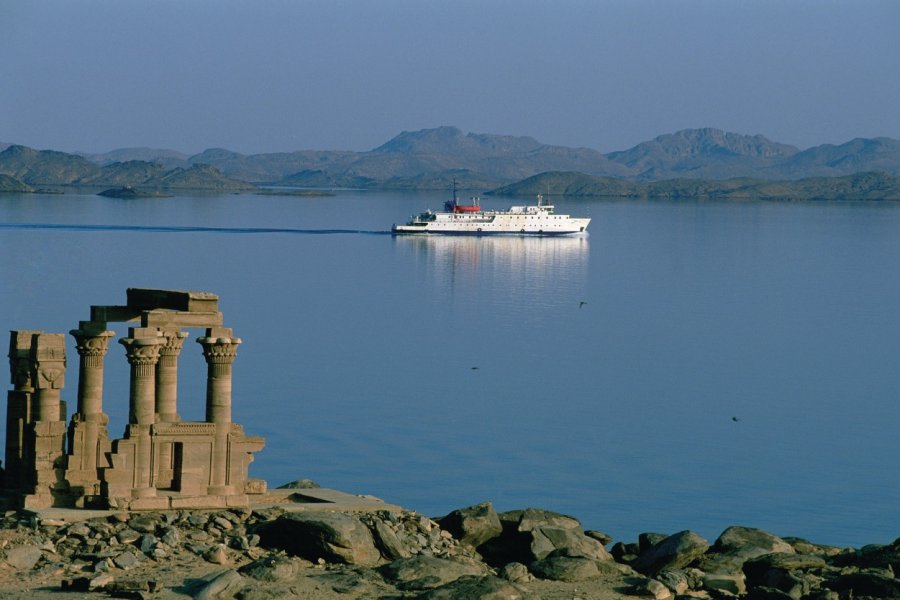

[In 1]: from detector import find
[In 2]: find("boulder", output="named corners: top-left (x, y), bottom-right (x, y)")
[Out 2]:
top-left (379, 555), bottom-right (486, 590)
top-left (702, 571), bottom-right (747, 596)
top-left (371, 519), bottom-right (412, 559)
top-left (437, 502), bottom-right (502, 548)
top-left (585, 530), bottom-right (613, 545)
top-left (478, 507), bottom-right (606, 566)
top-left (639, 532), bottom-right (669, 554)
top-left (825, 571), bottom-right (900, 598)
top-left (3, 544), bottom-right (43, 569)
top-left (530, 526), bottom-right (612, 561)
top-left (238, 555), bottom-right (299, 582)
top-left (414, 574), bottom-right (527, 599)
top-left (257, 512), bottom-right (381, 566)
top-left (528, 554), bottom-right (604, 582)
top-left (632, 530), bottom-right (709, 575)
top-left (700, 526), bottom-right (795, 574)
top-left (193, 569), bottom-right (244, 600)
top-left (655, 568), bottom-right (690, 595)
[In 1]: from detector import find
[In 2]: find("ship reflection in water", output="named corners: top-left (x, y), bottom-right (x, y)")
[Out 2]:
top-left (393, 234), bottom-right (589, 312)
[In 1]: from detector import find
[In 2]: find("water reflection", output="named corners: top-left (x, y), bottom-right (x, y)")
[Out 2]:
top-left (394, 234), bottom-right (588, 280)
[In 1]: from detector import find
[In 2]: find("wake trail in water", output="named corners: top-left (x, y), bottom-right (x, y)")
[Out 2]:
top-left (0, 222), bottom-right (392, 236)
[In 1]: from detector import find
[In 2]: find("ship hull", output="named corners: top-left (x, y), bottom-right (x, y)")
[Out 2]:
top-left (392, 213), bottom-right (590, 236)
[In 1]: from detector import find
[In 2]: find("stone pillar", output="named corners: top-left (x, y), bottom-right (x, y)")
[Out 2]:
top-left (120, 328), bottom-right (163, 498)
top-left (155, 331), bottom-right (187, 423)
top-left (6, 330), bottom-right (40, 491)
top-left (154, 331), bottom-right (186, 488)
top-left (197, 328), bottom-right (241, 495)
top-left (32, 333), bottom-right (67, 422)
top-left (66, 326), bottom-right (115, 500)
top-left (71, 327), bottom-right (115, 421)
top-left (26, 333), bottom-right (68, 507)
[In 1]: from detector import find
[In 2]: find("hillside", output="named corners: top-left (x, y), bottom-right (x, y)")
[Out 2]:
top-left (0, 145), bottom-right (254, 190)
top-left (491, 171), bottom-right (900, 201)
top-left (5, 127), bottom-right (900, 192)
top-left (0, 173), bottom-right (33, 193)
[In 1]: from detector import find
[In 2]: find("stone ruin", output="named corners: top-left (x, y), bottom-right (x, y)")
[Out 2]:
top-left (2, 288), bottom-right (265, 510)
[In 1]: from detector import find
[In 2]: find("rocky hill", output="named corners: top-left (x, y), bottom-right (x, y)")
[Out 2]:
top-left (0, 174), bottom-right (33, 193)
top-left (6, 127), bottom-right (900, 193)
top-left (163, 127), bottom-right (900, 187)
top-left (0, 145), bottom-right (254, 190)
top-left (491, 171), bottom-right (900, 201)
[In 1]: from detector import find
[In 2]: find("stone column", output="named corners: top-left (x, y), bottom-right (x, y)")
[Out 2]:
top-left (31, 333), bottom-right (67, 422)
top-left (6, 330), bottom-right (40, 490)
top-left (154, 331), bottom-right (186, 488)
top-left (26, 333), bottom-right (68, 506)
top-left (197, 328), bottom-right (241, 495)
top-left (155, 331), bottom-right (187, 423)
top-left (70, 327), bottom-right (115, 421)
top-left (67, 327), bottom-right (115, 491)
top-left (120, 328), bottom-right (163, 497)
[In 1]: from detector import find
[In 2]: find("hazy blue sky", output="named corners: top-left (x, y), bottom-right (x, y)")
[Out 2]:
top-left (2, 1), bottom-right (898, 154)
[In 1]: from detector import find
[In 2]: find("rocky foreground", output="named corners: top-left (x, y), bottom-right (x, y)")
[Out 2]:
top-left (1, 487), bottom-right (898, 600)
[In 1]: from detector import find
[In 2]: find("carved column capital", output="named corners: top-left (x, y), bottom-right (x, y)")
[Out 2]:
top-left (30, 333), bottom-right (67, 390)
top-left (119, 336), bottom-right (164, 367)
top-left (197, 335), bottom-right (242, 365)
top-left (71, 329), bottom-right (115, 362)
top-left (159, 331), bottom-right (188, 357)
top-left (8, 330), bottom-right (40, 391)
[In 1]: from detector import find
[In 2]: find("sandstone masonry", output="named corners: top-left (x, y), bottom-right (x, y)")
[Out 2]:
top-left (3, 288), bottom-right (265, 510)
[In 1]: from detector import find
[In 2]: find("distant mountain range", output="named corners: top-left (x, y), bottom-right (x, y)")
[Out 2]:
top-left (3, 127), bottom-right (900, 197)
top-left (490, 171), bottom-right (900, 201)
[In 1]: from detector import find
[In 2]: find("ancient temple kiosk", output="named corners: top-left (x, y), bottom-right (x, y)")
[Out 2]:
top-left (3, 288), bottom-right (265, 510)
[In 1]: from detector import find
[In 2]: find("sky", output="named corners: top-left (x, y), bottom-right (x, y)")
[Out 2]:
top-left (1, 0), bottom-right (899, 155)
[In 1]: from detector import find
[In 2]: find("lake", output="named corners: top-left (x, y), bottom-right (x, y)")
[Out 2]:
top-left (2, 189), bottom-right (900, 548)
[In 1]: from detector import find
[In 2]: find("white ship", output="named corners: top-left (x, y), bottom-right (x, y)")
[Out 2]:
top-left (392, 187), bottom-right (590, 236)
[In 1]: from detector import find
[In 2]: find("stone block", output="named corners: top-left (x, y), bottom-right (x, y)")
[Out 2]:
top-left (245, 479), bottom-right (267, 494)
top-left (170, 495), bottom-right (228, 509)
top-left (129, 497), bottom-right (171, 511)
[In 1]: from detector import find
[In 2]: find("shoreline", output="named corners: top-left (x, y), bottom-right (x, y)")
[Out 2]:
top-left (1, 483), bottom-right (895, 599)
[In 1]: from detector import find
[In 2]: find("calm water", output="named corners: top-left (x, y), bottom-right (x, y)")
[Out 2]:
top-left (2, 189), bottom-right (900, 548)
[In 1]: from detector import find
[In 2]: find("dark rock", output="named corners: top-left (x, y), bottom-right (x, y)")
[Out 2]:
top-left (437, 502), bottom-right (502, 548)
top-left (371, 519), bottom-right (411, 560)
top-left (127, 515), bottom-right (158, 534)
top-left (655, 567), bottom-right (690, 595)
top-left (743, 552), bottom-right (827, 585)
top-left (639, 532), bottom-right (669, 554)
top-left (700, 526), bottom-right (795, 574)
top-left (530, 526), bottom-right (611, 561)
top-left (611, 541), bottom-right (639, 562)
top-left (277, 479), bottom-right (321, 489)
top-left (414, 574), bottom-right (526, 599)
top-left (825, 571), bottom-right (900, 598)
top-left (632, 530), bottom-right (710, 575)
top-left (257, 512), bottom-right (381, 566)
top-left (498, 561), bottom-right (532, 583)
top-left (585, 530), bottom-right (613, 546)
top-left (516, 508), bottom-right (581, 532)
top-left (702, 571), bottom-right (747, 596)
top-left (528, 555), bottom-right (604, 582)
top-left (379, 555), bottom-right (486, 590)
top-left (238, 555), bottom-right (299, 582)
top-left (193, 568), bottom-right (244, 600)
top-left (747, 586), bottom-right (795, 600)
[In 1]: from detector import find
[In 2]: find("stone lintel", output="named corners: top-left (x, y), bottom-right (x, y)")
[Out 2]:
top-left (90, 305), bottom-right (140, 324)
top-left (127, 288), bottom-right (219, 313)
top-left (141, 310), bottom-right (223, 329)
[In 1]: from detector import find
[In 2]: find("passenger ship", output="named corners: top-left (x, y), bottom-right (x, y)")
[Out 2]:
top-left (392, 186), bottom-right (590, 236)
